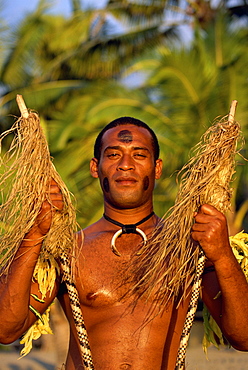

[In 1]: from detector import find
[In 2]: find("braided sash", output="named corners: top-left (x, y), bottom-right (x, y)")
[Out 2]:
top-left (60, 248), bottom-right (205, 370)
top-left (175, 249), bottom-right (206, 369)
top-left (60, 253), bottom-right (94, 369)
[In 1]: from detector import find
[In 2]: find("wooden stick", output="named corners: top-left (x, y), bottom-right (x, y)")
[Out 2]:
top-left (228, 100), bottom-right (238, 125)
top-left (16, 94), bottom-right (29, 118)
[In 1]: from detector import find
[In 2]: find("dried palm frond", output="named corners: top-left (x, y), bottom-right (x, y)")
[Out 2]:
top-left (0, 95), bottom-right (78, 355)
top-left (126, 101), bottom-right (242, 309)
top-left (19, 306), bottom-right (53, 358)
top-left (0, 95), bottom-right (78, 275)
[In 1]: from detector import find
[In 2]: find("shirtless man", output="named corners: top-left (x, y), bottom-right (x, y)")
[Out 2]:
top-left (0, 116), bottom-right (248, 369)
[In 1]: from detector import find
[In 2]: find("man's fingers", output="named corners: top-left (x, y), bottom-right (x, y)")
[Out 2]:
top-left (49, 186), bottom-right (60, 193)
top-left (49, 194), bottom-right (63, 211)
top-left (194, 204), bottom-right (221, 224)
top-left (48, 178), bottom-right (62, 194)
top-left (191, 222), bottom-right (206, 232)
top-left (47, 179), bottom-right (64, 210)
top-left (193, 212), bottom-right (212, 224)
top-left (197, 204), bottom-right (219, 216)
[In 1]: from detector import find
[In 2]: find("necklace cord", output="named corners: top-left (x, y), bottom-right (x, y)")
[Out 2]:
top-left (103, 211), bottom-right (154, 234)
top-left (103, 211), bottom-right (155, 256)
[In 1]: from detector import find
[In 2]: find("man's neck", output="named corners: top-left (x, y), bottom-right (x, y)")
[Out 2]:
top-left (103, 204), bottom-right (154, 225)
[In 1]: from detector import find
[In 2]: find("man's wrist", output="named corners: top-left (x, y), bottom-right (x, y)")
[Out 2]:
top-left (22, 228), bottom-right (46, 246)
top-left (213, 253), bottom-right (242, 280)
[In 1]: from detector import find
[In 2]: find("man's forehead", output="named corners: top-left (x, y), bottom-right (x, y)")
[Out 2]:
top-left (102, 125), bottom-right (151, 144)
top-left (117, 129), bottom-right (133, 143)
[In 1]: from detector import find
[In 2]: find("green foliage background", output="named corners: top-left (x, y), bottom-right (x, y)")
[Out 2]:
top-left (1, 0), bottom-right (248, 231)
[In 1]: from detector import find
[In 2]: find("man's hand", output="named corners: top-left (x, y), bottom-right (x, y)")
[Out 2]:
top-left (34, 179), bottom-right (64, 236)
top-left (191, 204), bottom-right (232, 263)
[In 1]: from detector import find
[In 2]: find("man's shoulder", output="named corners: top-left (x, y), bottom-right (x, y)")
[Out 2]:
top-left (76, 218), bottom-right (106, 245)
top-left (82, 218), bottom-right (103, 234)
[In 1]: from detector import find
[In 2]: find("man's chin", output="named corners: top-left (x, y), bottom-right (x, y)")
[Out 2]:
top-left (106, 197), bottom-right (144, 210)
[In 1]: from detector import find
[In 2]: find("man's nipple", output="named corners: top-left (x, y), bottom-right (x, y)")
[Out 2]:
top-left (86, 292), bottom-right (98, 301)
top-left (85, 288), bottom-right (117, 306)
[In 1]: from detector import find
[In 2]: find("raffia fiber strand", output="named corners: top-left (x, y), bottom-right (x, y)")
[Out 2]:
top-left (0, 97), bottom-right (88, 359)
top-left (126, 113), bottom-right (242, 309)
top-left (0, 110), bottom-right (78, 277)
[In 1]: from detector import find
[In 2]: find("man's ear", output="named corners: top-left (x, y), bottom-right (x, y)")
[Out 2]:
top-left (155, 158), bottom-right (163, 179)
top-left (90, 158), bottom-right (99, 178)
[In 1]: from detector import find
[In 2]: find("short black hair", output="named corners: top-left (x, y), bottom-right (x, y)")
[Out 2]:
top-left (94, 116), bottom-right (160, 161)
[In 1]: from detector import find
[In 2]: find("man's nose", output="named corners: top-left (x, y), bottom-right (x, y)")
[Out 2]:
top-left (117, 154), bottom-right (135, 171)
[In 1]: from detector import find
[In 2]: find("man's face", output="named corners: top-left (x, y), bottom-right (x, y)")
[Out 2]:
top-left (90, 125), bottom-right (162, 209)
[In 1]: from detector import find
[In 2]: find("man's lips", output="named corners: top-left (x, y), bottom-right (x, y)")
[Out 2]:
top-left (115, 176), bottom-right (138, 185)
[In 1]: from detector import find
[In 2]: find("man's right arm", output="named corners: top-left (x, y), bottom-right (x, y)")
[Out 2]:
top-left (0, 180), bottom-right (63, 344)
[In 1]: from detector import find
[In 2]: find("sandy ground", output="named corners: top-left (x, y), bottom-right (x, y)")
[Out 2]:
top-left (1, 346), bottom-right (248, 370)
top-left (186, 347), bottom-right (248, 370)
top-left (1, 322), bottom-right (248, 369)
top-left (1, 344), bottom-right (248, 370)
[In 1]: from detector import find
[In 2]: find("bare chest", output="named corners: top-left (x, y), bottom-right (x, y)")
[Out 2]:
top-left (61, 231), bottom-right (189, 370)
top-left (74, 231), bottom-right (142, 308)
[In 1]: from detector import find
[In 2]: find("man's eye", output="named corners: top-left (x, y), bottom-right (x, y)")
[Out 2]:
top-left (134, 153), bottom-right (146, 158)
top-left (107, 153), bottom-right (119, 158)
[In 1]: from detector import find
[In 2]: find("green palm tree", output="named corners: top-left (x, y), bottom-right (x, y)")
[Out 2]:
top-left (1, 1), bottom-right (248, 230)
top-left (0, 0), bottom-right (179, 115)
top-left (0, 0), bottom-right (184, 225)
top-left (141, 7), bottom-right (248, 232)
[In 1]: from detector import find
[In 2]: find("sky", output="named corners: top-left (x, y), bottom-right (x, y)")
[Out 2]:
top-left (2, 0), bottom-right (69, 26)
top-left (1, 0), bottom-right (195, 45)
top-left (1, 0), bottom-right (243, 25)
top-left (1, 0), bottom-right (243, 53)
top-left (1, 0), bottom-right (107, 27)
top-left (2, 0), bottom-right (242, 29)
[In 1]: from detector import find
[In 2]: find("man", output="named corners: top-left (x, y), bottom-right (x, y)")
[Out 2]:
top-left (0, 116), bottom-right (248, 369)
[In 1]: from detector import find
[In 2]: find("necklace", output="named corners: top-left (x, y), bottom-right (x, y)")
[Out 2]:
top-left (103, 211), bottom-right (154, 256)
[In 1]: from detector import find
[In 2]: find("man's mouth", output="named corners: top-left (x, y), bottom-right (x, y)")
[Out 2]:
top-left (115, 177), bottom-right (138, 185)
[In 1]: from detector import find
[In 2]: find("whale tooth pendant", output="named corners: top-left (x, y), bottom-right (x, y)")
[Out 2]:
top-left (111, 227), bottom-right (147, 256)
top-left (103, 211), bottom-right (154, 257)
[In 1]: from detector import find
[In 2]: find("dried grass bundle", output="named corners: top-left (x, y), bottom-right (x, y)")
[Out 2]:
top-left (126, 101), bottom-right (242, 309)
top-left (0, 95), bottom-right (79, 355)
top-left (0, 95), bottom-right (78, 276)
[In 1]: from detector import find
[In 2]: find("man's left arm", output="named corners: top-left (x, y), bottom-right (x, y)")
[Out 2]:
top-left (191, 204), bottom-right (248, 351)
